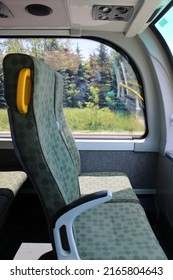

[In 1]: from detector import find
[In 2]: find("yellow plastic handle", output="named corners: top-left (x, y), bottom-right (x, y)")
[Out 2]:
top-left (17, 68), bottom-right (31, 114)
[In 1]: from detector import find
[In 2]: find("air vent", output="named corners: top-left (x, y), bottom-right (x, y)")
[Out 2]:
top-left (92, 5), bottom-right (134, 21)
top-left (0, 2), bottom-right (13, 18)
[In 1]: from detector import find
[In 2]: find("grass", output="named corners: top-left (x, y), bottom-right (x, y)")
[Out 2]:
top-left (0, 109), bottom-right (10, 132)
top-left (0, 107), bottom-right (145, 135)
top-left (64, 107), bottom-right (144, 134)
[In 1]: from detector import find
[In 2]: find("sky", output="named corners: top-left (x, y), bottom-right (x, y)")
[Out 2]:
top-left (70, 38), bottom-right (102, 59)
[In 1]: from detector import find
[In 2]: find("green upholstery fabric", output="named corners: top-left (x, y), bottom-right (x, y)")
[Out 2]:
top-left (32, 59), bottom-right (80, 205)
top-left (54, 72), bottom-right (81, 175)
top-left (79, 172), bottom-right (139, 202)
top-left (74, 202), bottom-right (167, 259)
top-left (54, 71), bottom-right (138, 202)
top-left (0, 171), bottom-right (27, 196)
top-left (3, 54), bottom-right (80, 224)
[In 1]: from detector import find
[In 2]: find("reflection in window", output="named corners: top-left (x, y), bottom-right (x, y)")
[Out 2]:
top-left (0, 38), bottom-right (146, 139)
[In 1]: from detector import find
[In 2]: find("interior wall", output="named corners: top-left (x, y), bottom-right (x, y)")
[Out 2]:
top-left (80, 150), bottom-right (158, 189)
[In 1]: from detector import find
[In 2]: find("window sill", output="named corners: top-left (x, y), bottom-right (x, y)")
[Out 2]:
top-left (0, 133), bottom-right (148, 151)
top-left (76, 139), bottom-right (135, 150)
top-left (0, 138), bottom-right (13, 149)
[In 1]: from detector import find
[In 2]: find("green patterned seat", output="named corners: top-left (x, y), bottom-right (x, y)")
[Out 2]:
top-left (3, 54), bottom-right (80, 225)
top-left (0, 171), bottom-right (27, 196)
top-left (79, 172), bottom-right (138, 202)
top-left (3, 54), bottom-right (167, 260)
top-left (75, 202), bottom-right (167, 259)
top-left (54, 73), bottom-right (138, 202)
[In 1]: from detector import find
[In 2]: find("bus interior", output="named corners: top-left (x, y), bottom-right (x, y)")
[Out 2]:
top-left (0, 0), bottom-right (173, 260)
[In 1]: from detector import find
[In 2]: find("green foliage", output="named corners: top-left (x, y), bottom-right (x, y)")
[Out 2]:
top-left (66, 84), bottom-right (80, 106)
top-left (0, 38), bottom-right (145, 137)
top-left (97, 43), bottom-right (109, 67)
top-left (64, 107), bottom-right (144, 134)
top-left (0, 109), bottom-right (10, 131)
top-left (0, 39), bottom-right (46, 58)
top-left (87, 86), bottom-right (99, 105)
top-left (0, 107), bottom-right (144, 136)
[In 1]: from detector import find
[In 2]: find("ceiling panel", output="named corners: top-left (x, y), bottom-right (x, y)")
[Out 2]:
top-left (0, 0), bottom-right (171, 37)
top-left (0, 0), bottom-right (71, 29)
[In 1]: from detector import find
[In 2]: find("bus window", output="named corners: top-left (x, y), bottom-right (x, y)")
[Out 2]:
top-left (0, 38), bottom-right (146, 140)
top-left (154, 4), bottom-right (173, 55)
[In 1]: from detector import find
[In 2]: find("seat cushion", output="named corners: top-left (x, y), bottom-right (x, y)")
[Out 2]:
top-left (79, 172), bottom-right (139, 202)
top-left (74, 202), bottom-right (167, 259)
top-left (0, 171), bottom-right (27, 196)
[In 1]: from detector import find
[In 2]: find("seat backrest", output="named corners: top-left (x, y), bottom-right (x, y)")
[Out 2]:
top-left (3, 54), bottom-right (80, 227)
top-left (54, 72), bottom-right (81, 176)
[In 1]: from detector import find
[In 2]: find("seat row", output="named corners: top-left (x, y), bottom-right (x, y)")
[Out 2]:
top-left (3, 53), bottom-right (167, 259)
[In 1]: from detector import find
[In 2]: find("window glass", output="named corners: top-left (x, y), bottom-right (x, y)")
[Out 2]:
top-left (154, 5), bottom-right (173, 55)
top-left (0, 38), bottom-right (146, 139)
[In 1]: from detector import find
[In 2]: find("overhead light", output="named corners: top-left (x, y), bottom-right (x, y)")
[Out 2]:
top-left (25, 4), bottom-right (53, 17)
top-left (0, 2), bottom-right (13, 18)
top-left (92, 5), bottom-right (134, 21)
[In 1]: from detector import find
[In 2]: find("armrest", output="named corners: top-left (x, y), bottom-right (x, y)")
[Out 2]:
top-left (53, 190), bottom-right (112, 260)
